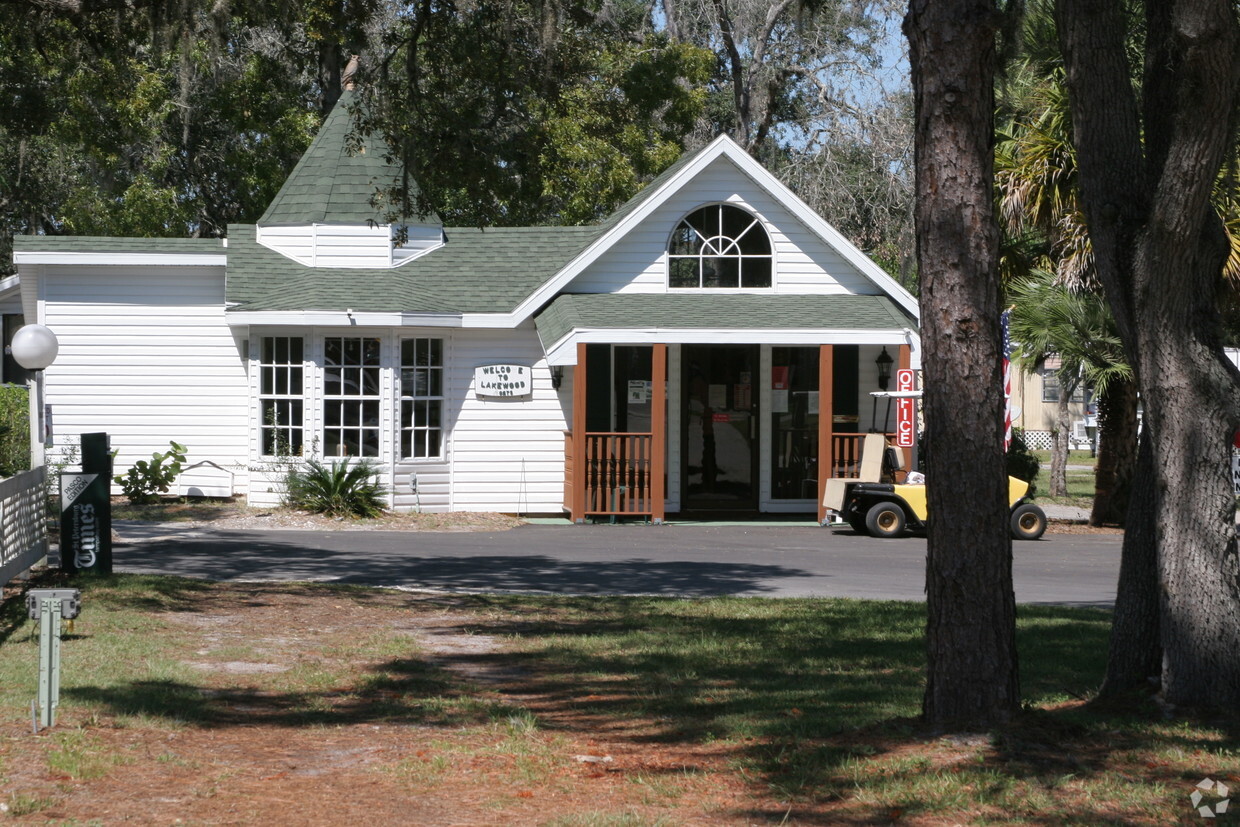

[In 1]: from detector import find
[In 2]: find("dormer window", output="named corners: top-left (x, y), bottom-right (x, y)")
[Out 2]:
top-left (668, 204), bottom-right (772, 289)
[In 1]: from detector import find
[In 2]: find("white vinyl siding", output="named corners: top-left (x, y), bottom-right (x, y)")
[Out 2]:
top-left (258, 224), bottom-right (436, 269)
top-left (255, 225), bottom-right (315, 264)
top-left (40, 265), bottom-right (249, 494)
top-left (244, 328), bottom-right (566, 514)
top-left (568, 156), bottom-right (879, 297)
top-left (313, 225), bottom-right (391, 269)
top-left (447, 328), bottom-right (568, 513)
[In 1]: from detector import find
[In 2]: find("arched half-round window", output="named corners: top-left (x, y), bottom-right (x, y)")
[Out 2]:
top-left (667, 204), bottom-right (772, 289)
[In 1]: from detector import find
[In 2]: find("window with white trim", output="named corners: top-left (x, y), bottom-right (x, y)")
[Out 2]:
top-left (1041, 367), bottom-right (1087, 403)
top-left (323, 337), bottom-right (382, 457)
top-left (668, 203), bottom-right (772, 288)
top-left (400, 338), bottom-right (444, 459)
top-left (259, 336), bottom-right (304, 456)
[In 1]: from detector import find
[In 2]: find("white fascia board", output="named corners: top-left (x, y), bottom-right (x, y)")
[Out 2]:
top-left (225, 310), bottom-right (464, 328)
top-left (543, 326), bottom-right (918, 366)
top-left (505, 133), bottom-right (920, 326)
top-left (0, 274), bottom-right (19, 300)
top-left (257, 223), bottom-right (446, 269)
top-left (460, 313), bottom-right (524, 328)
top-left (12, 251), bottom-right (227, 267)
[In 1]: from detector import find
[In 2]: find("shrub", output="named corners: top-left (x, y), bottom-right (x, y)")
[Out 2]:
top-left (283, 459), bottom-right (386, 518)
top-left (1007, 427), bottom-right (1040, 494)
top-left (115, 441), bottom-right (187, 504)
top-left (916, 427), bottom-right (1041, 497)
top-left (0, 384), bottom-right (30, 476)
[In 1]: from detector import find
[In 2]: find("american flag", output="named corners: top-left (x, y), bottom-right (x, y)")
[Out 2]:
top-left (1001, 309), bottom-right (1013, 451)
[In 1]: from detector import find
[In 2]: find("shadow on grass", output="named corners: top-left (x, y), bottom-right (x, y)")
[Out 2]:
top-left (48, 579), bottom-right (1234, 824)
top-left (0, 585), bottom-right (34, 647)
top-left (66, 656), bottom-right (508, 730)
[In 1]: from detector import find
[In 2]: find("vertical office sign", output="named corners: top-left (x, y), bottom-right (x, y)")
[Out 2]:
top-left (896, 369), bottom-right (917, 448)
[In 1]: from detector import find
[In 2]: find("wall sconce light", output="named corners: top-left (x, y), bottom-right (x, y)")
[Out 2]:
top-left (875, 346), bottom-right (893, 391)
top-left (551, 366), bottom-right (563, 390)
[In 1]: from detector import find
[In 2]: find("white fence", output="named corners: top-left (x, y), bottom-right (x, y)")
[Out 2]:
top-left (0, 467), bottom-right (48, 586)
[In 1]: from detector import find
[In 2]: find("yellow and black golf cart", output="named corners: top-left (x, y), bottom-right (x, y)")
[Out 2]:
top-left (824, 434), bottom-right (1047, 541)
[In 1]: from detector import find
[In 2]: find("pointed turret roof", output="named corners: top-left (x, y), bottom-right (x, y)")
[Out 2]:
top-left (258, 90), bottom-right (438, 226)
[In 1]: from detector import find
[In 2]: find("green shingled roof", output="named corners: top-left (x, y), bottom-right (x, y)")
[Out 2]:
top-left (258, 91), bottom-right (437, 226)
top-left (534, 293), bottom-right (917, 349)
top-left (12, 236), bottom-right (224, 253)
top-left (225, 223), bottom-right (599, 313)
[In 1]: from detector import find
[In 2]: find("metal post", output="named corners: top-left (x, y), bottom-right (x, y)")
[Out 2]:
top-left (27, 588), bottom-right (80, 731)
top-left (27, 372), bottom-right (43, 471)
top-left (37, 598), bottom-right (63, 728)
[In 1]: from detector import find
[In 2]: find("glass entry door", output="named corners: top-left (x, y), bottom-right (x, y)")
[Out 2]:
top-left (683, 344), bottom-right (759, 510)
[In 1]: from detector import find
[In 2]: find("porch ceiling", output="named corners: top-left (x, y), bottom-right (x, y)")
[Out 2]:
top-left (534, 293), bottom-right (919, 361)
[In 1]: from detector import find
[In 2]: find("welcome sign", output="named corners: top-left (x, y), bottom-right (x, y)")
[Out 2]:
top-left (60, 472), bottom-right (112, 574)
top-left (475, 364), bottom-right (533, 398)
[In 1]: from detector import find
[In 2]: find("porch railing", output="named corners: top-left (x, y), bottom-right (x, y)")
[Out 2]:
top-left (581, 432), bottom-right (655, 516)
top-left (0, 467), bottom-right (48, 587)
top-left (566, 431), bottom-right (898, 518)
top-left (829, 432), bottom-right (898, 479)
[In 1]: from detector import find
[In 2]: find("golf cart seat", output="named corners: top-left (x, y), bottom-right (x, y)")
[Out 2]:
top-left (823, 433), bottom-right (889, 513)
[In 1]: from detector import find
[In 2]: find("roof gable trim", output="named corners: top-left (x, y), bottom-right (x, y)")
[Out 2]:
top-left (506, 135), bottom-right (919, 324)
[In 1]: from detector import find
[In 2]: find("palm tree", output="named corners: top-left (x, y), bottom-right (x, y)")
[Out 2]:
top-left (1007, 271), bottom-right (1133, 498)
top-left (996, 57), bottom-right (1142, 524)
top-left (997, 2), bottom-right (1240, 525)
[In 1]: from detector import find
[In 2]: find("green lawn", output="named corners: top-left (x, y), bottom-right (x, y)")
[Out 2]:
top-left (1029, 450), bottom-right (1097, 507)
top-left (1, 574), bottom-right (1235, 824)
top-left (1032, 449), bottom-right (1098, 468)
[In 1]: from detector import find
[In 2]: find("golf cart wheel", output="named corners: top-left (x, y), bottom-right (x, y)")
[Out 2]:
top-left (1010, 503), bottom-right (1047, 541)
top-left (865, 502), bottom-right (906, 538)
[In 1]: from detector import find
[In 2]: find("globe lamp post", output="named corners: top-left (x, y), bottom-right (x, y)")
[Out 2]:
top-left (11, 324), bottom-right (59, 469)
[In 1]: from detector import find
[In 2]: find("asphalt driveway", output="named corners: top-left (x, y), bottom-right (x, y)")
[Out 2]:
top-left (109, 523), bottom-right (1121, 606)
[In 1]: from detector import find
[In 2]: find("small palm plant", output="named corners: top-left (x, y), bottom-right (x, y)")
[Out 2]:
top-left (283, 459), bottom-right (387, 518)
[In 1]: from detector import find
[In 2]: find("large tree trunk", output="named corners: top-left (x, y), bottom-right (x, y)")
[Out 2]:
top-left (1058, 0), bottom-right (1240, 708)
top-left (906, 0), bottom-right (1020, 729)
top-left (1098, 429), bottom-right (1161, 697)
top-left (1090, 376), bottom-right (1139, 526)
top-left (319, 43), bottom-right (343, 115)
top-left (1140, 242), bottom-right (1240, 708)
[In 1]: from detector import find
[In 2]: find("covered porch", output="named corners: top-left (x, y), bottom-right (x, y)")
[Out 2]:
top-left (536, 294), bottom-right (918, 524)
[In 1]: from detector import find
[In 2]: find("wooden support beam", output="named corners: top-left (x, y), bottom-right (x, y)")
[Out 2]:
top-left (817, 345), bottom-right (834, 524)
top-left (571, 343), bottom-right (588, 523)
top-left (651, 344), bottom-right (667, 524)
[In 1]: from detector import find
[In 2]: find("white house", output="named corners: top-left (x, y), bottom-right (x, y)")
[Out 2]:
top-left (1010, 360), bottom-right (1095, 450)
top-left (12, 91), bottom-right (921, 522)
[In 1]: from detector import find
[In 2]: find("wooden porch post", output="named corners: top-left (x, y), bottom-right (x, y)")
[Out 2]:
top-left (651, 344), bottom-right (667, 524)
top-left (898, 343), bottom-right (912, 471)
top-left (817, 345), bottom-right (834, 524)
top-left (571, 343), bottom-right (588, 523)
